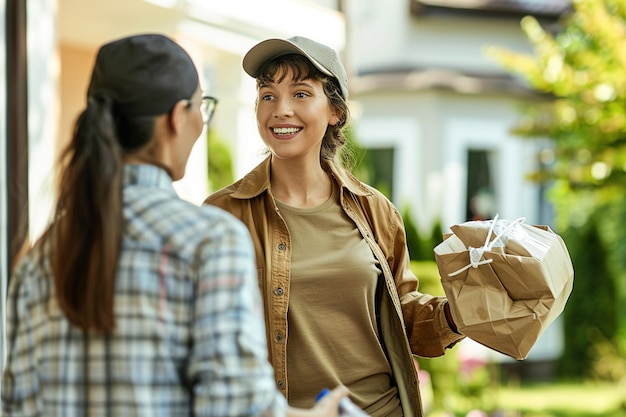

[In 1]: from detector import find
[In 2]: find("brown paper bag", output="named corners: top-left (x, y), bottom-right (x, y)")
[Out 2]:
top-left (433, 216), bottom-right (574, 360)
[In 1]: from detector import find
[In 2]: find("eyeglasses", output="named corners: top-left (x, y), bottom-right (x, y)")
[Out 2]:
top-left (201, 96), bottom-right (218, 124)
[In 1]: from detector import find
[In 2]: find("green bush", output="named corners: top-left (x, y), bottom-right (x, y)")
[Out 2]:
top-left (404, 207), bottom-right (424, 261)
top-left (558, 213), bottom-right (619, 380)
top-left (402, 208), bottom-right (444, 262)
top-left (207, 128), bottom-right (234, 192)
top-left (422, 219), bottom-right (444, 262)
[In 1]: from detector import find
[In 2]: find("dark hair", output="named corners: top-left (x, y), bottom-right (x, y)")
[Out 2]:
top-left (256, 54), bottom-right (350, 163)
top-left (50, 91), bottom-right (155, 333)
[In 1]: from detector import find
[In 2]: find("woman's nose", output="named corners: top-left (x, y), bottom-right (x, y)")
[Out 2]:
top-left (273, 98), bottom-right (294, 118)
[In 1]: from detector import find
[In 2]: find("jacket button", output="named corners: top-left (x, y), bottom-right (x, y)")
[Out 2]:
top-left (275, 287), bottom-right (284, 296)
top-left (277, 380), bottom-right (284, 388)
top-left (278, 243), bottom-right (286, 250)
top-left (276, 332), bottom-right (284, 342)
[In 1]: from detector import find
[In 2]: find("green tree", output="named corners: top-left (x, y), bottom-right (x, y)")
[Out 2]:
top-left (403, 206), bottom-right (423, 260)
top-left (486, 0), bottom-right (626, 229)
top-left (207, 129), bottom-right (234, 192)
top-left (422, 218), bottom-right (444, 262)
top-left (558, 212), bottom-right (618, 378)
top-left (486, 0), bottom-right (626, 379)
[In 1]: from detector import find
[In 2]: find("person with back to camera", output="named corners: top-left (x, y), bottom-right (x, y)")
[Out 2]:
top-left (0, 33), bottom-right (348, 417)
top-left (204, 36), bottom-right (466, 417)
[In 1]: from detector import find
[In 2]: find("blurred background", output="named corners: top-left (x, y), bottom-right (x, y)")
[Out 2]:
top-left (1, 0), bottom-right (625, 415)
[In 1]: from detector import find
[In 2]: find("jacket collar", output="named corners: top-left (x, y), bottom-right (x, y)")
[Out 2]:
top-left (229, 156), bottom-right (374, 200)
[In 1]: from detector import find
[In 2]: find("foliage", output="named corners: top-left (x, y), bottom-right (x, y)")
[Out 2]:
top-left (423, 218), bottom-right (444, 262)
top-left (207, 128), bottom-right (234, 192)
top-left (402, 208), bottom-right (444, 261)
top-left (485, 0), bottom-right (626, 229)
top-left (404, 207), bottom-right (424, 260)
top-left (340, 123), bottom-right (370, 179)
top-left (486, 0), bottom-right (626, 379)
top-left (492, 381), bottom-right (626, 417)
top-left (557, 212), bottom-right (619, 379)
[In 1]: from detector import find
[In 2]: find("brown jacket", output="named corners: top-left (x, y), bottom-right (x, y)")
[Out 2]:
top-left (204, 157), bottom-right (464, 417)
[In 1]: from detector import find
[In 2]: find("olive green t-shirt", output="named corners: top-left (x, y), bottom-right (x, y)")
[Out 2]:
top-left (276, 185), bottom-right (403, 417)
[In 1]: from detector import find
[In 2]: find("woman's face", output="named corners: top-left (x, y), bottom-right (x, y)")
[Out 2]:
top-left (256, 67), bottom-right (338, 163)
top-left (172, 86), bottom-right (205, 180)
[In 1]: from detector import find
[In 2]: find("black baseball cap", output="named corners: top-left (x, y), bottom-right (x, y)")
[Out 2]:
top-left (88, 34), bottom-right (199, 117)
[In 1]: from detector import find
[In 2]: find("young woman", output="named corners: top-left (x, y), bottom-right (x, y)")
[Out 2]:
top-left (1, 33), bottom-right (347, 417)
top-left (204, 36), bottom-right (465, 417)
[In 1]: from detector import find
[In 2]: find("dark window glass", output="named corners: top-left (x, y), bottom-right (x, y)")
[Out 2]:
top-left (466, 149), bottom-right (496, 221)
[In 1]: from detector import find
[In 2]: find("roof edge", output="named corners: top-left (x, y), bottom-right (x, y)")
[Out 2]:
top-left (350, 67), bottom-right (549, 98)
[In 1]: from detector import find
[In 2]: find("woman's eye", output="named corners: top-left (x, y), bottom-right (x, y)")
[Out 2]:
top-left (261, 94), bottom-right (274, 101)
top-left (295, 92), bottom-right (309, 98)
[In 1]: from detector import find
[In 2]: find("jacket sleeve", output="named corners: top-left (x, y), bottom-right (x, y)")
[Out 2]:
top-left (387, 206), bottom-right (464, 357)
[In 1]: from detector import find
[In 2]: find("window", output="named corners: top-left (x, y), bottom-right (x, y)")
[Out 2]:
top-left (466, 149), bottom-right (497, 221)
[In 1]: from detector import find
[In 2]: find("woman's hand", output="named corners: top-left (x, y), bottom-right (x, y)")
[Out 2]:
top-left (287, 385), bottom-right (351, 417)
top-left (311, 385), bottom-right (350, 417)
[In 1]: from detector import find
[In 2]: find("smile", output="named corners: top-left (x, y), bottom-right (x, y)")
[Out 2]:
top-left (272, 127), bottom-right (302, 135)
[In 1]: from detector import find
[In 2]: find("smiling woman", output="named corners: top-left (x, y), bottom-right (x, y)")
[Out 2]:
top-left (204, 35), bottom-right (464, 417)
top-left (254, 58), bottom-right (340, 174)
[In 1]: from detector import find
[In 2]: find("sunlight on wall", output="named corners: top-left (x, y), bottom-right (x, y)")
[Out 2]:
top-left (180, 0), bottom-right (345, 50)
top-left (28, 0), bottom-right (59, 242)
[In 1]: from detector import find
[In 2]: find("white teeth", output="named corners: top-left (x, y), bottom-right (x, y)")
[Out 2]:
top-left (272, 127), bottom-right (300, 135)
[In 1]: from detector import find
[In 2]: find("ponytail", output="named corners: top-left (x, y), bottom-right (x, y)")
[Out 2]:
top-left (52, 92), bottom-right (123, 333)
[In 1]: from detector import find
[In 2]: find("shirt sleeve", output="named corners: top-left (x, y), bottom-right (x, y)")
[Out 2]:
top-left (189, 215), bottom-right (287, 417)
top-left (389, 207), bottom-right (465, 357)
top-left (2, 260), bottom-right (42, 416)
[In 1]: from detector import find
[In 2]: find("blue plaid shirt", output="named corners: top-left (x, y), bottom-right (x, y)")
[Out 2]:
top-left (2, 164), bottom-right (287, 417)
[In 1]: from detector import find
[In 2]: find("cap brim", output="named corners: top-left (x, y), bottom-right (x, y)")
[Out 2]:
top-left (242, 38), bottom-right (333, 79)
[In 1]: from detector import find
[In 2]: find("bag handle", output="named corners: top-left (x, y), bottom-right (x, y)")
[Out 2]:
top-left (448, 214), bottom-right (526, 277)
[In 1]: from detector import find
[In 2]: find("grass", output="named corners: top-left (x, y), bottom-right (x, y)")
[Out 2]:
top-left (427, 381), bottom-right (626, 417)
top-left (491, 381), bottom-right (626, 416)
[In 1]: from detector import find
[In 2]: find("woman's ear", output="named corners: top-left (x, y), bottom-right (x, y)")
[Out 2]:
top-left (168, 99), bottom-right (189, 135)
top-left (329, 109), bottom-right (343, 127)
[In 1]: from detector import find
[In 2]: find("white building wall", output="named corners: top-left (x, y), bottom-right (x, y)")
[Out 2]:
top-left (348, 0), bottom-right (534, 73)
top-left (404, 16), bottom-right (534, 72)
top-left (355, 115), bottom-right (422, 210)
top-left (443, 116), bottom-right (537, 222)
top-left (348, 0), bottom-right (411, 70)
top-left (354, 91), bottom-right (543, 231)
top-left (346, 0), bottom-right (545, 234)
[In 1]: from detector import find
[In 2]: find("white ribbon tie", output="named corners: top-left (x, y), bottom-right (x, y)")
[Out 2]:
top-left (448, 214), bottom-right (526, 277)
